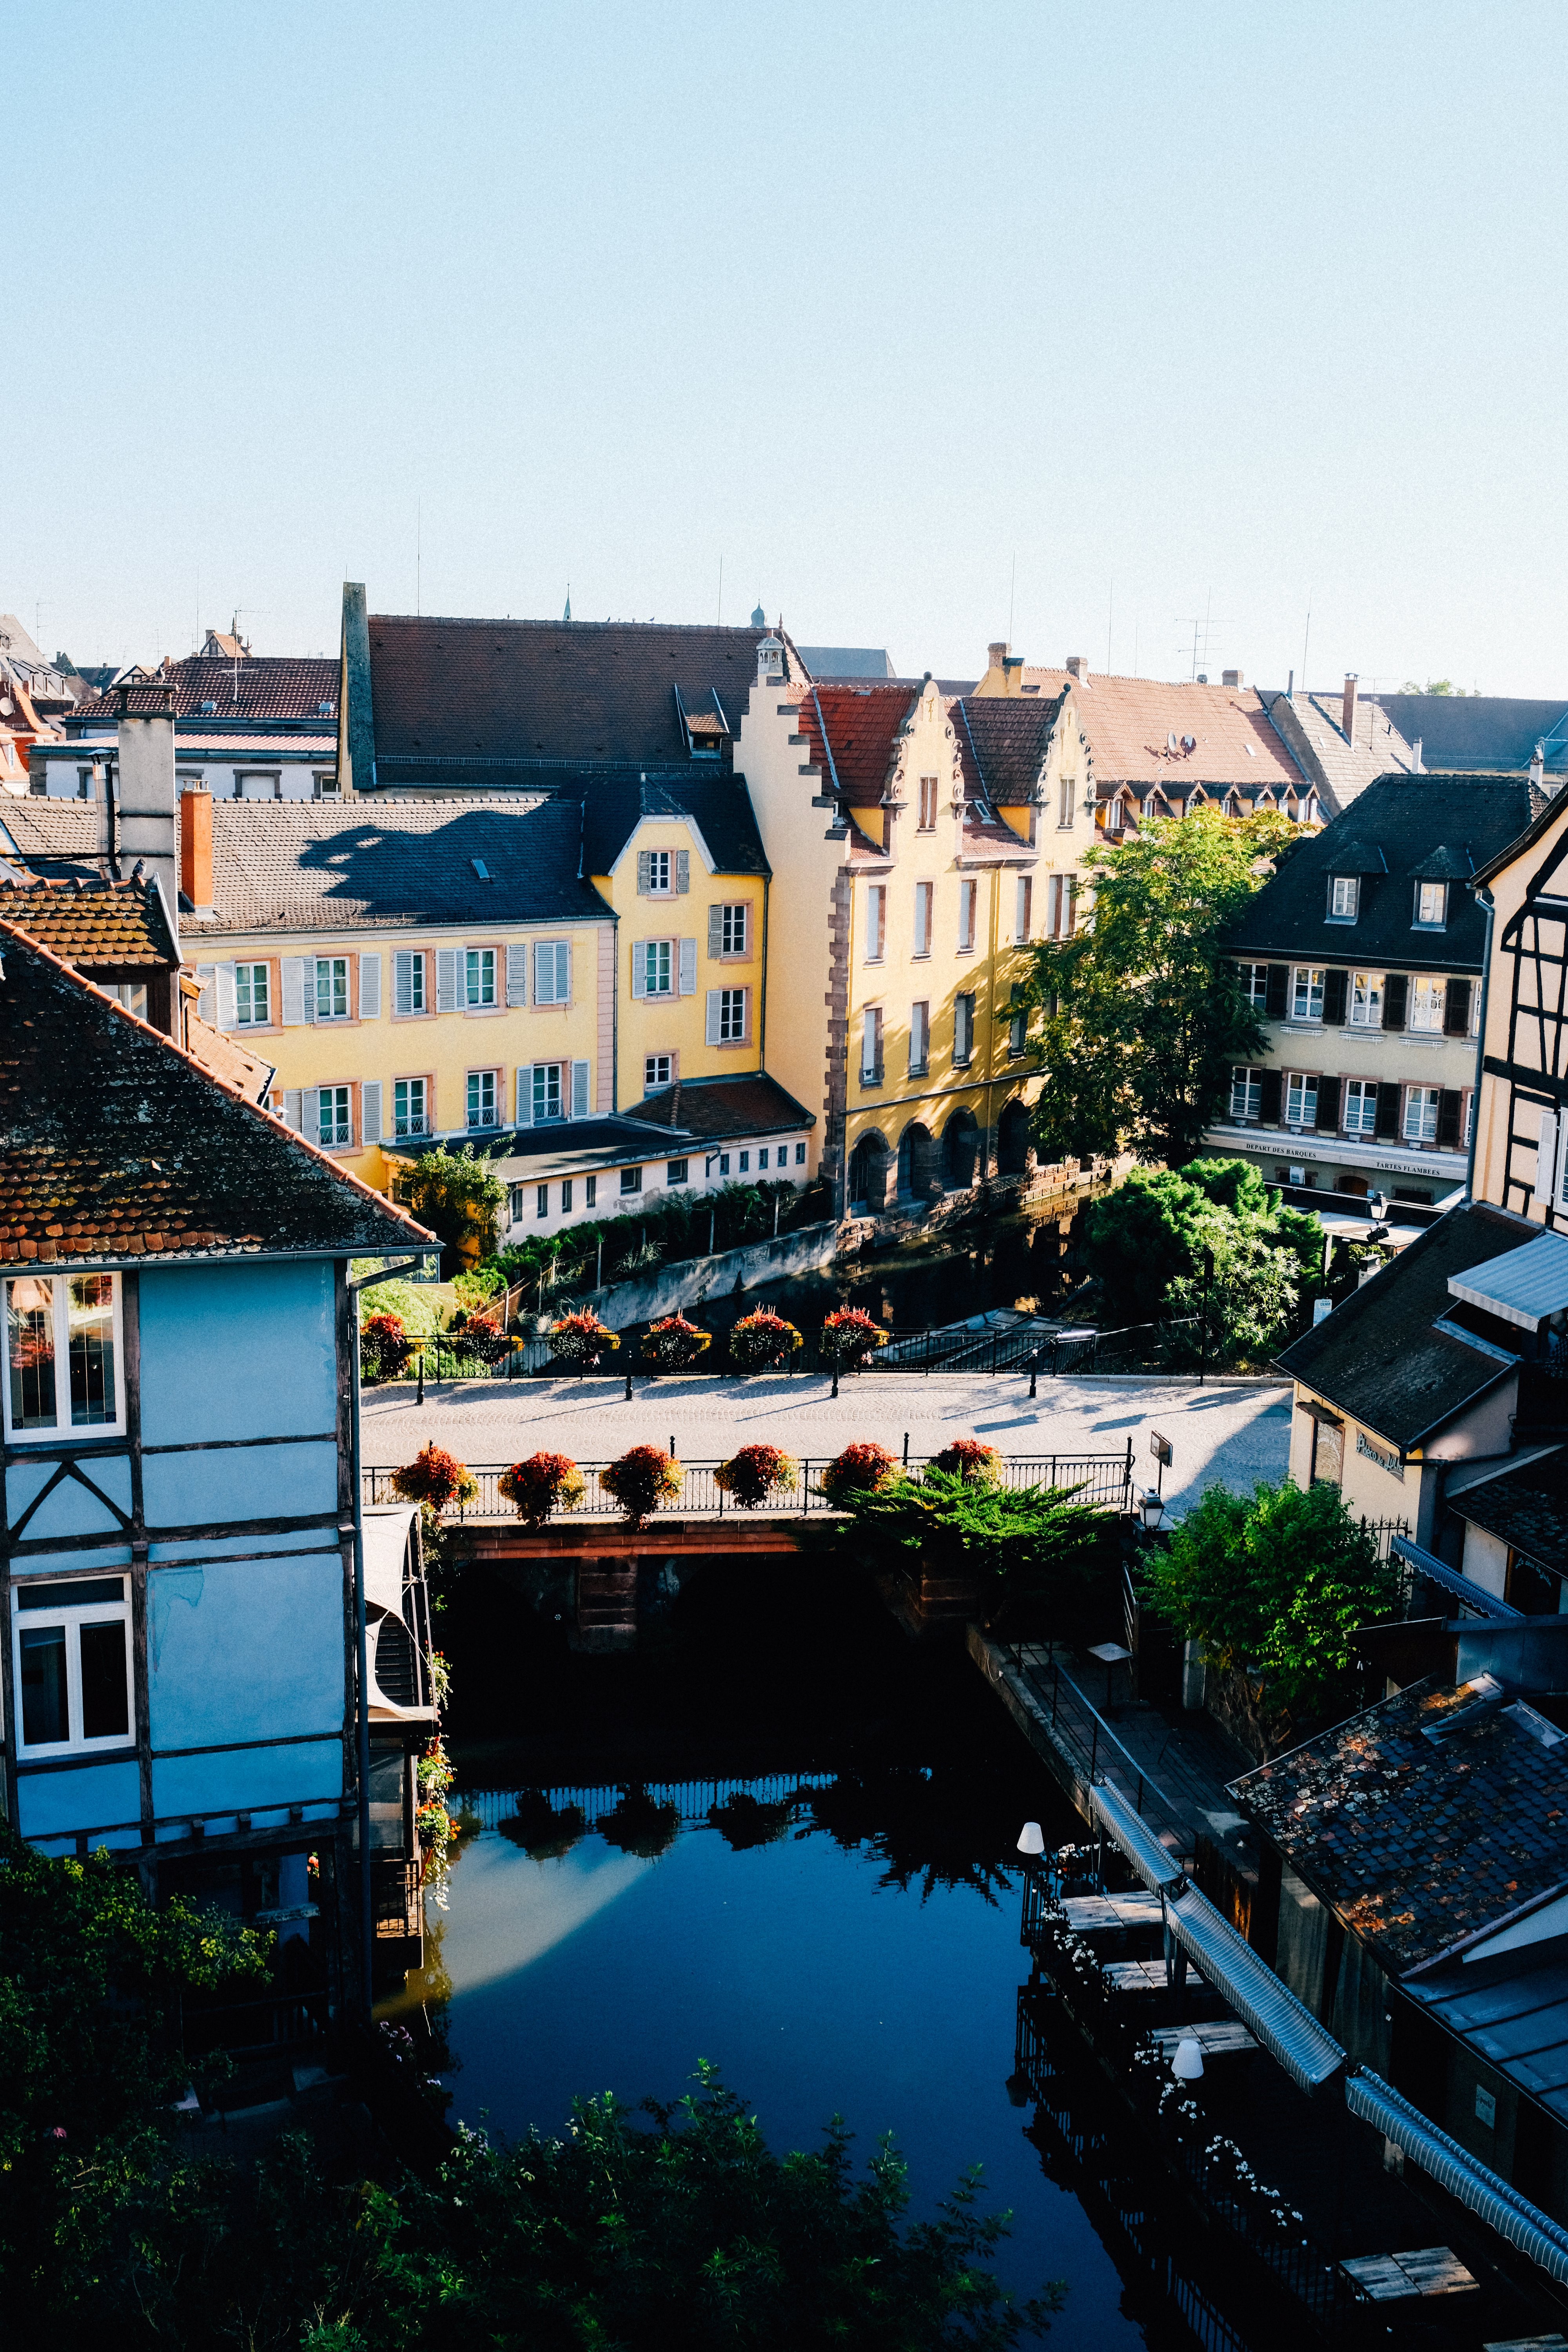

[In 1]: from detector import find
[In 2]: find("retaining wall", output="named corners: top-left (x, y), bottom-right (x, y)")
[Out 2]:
top-left (569, 1220), bottom-right (841, 1330)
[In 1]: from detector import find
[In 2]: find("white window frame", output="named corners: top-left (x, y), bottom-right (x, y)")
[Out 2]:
top-left (234, 960), bottom-right (271, 1027)
top-left (620, 1165), bottom-right (644, 1195)
top-left (314, 955), bottom-right (350, 1021)
top-left (866, 884), bottom-right (886, 962)
top-left (466, 1069), bottom-right (499, 1130)
top-left (4, 1273), bottom-right (126, 1443)
top-left (394, 949), bottom-right (428, 1017)
top-left (1404, 1085), bottom-right (1440, 1145)
top-left (532, 1062), bottom-right (564, 1124)
top-left (12, 1575), bottom-right (134, 1758)
top-left (1415, 881), bottom-right (1448, 929)
top-left (1285, 1072), bottom-right (1318, 1128)
top-left (720, 903), bottom-right (747, 956)
top-left (640, 939), bottom-right (674, 997)
top-left (715, 986), bottom-right (747, 1043)
top-left (914, 881), bottom-right (933, 958)
top-left (917, 775), bottom-right (938, 832)
top-left (1408, 976), bottom-right (1445, 1033)
top-left (1290, 967), bottom-right (1325, 1022)
top-left (1230, 1066), bottom-right (1262, 1122)
top-left (646, 849), bottom-right (672, 894)
top-left (1349, 970), bottom-right (1384, 1027)
top-left (958, 877), bottom-right (977, 954)
top-left (317, 1083), bottom-right (353, 1147)
top-left (392, 1076), bottom-right (430, 1139)
top-left (1343, 1078), bottom-right (1378, 1136)
top-left (464, 946), bottom-right (497, 1009)
top-left (645, 1054), bottom-right (673, 1091)
top-left (1240, 963), bottom-right (1269, 1009)
top-left (1329, 875), bottom-right (1360, 922)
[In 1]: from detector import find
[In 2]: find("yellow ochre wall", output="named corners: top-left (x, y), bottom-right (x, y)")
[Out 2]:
top-left (591, 816), bottom-right (766, 1096)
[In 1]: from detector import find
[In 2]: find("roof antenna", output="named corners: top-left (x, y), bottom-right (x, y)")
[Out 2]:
top-left (564, 584), bottom-right (572, 624)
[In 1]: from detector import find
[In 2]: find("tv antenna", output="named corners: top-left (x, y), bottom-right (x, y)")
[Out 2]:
top-left (1174, 592), bottom-right (1230, 682)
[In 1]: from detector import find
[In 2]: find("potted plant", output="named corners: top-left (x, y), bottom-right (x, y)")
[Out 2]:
top-left (601, 1444), bottom-right (684, 1528)
top-left (728, 1310), bottom-right (803, 1372)
top-left (450, 1307), bottom-right (512, 1368)
top-left (548, 1308), bottom-right (619, 1368)
top-left (714, 1443), bottom-right (799, 1509)
top-left (819, 1306), bottom-right (889, 1370)
top-left (497, 1451), bottom-right (587, 1528)
top-left (641, 1314), bottom-right (712, 1372)
top-left (821, 1440), bottom-right (897, 1508)
top-left (931, 1438), bottom-right (1003, 1485)
top-left (390, 1443), bottom-right (478, 1514)
top-left (360, 1309), bottom-right (414, 1385)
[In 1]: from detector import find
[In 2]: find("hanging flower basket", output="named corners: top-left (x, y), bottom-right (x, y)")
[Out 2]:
top-left (451, 1308), bottom-right (511, 1367)
top-left (641, 1314), bottom-right (712, 1372)
top-left (601, 1444), bottom-right (684, 1528)
top-left (390, 1443), bottom-right (478, 1514)
top-left (715, 1443), bottom-right (799, 1509)
top-left (821, 1441), bottom-right (897, 1507)
top-left (548, 1308), bottom-right (619, 1367)
top-left (931, 1437), bottom-right (1003, 1485)
top-left (728, 1310), bottom-right (803, 1372)
top-left (819, 1306), bottom-right (889, 1369)
top-left (498, 1452), bottom-right (586, 1528)
top-left (360, 1310), bottom-right (414, 1385)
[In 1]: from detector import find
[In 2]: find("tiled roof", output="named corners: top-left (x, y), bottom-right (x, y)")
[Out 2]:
top-left (1231, 1676), bottom-right (1568, 1973)
top-left (1449, 1448), bottom-right (1568, 1570)
top-left (1405, 1942), bottom-right (1568, 2128)
top-left (619, 1072), bottom-right (815, 1139)
top-left (1258, 689), bottom-right (1419, 813)
top-left (181, 800), bottom-right (610, 934)
top-left (1017, 671), bottom-right (1305, 793)
top-left (953, 694), bottom-right (1064, 803)
top-left (48, 734), bottom-right (338, 756)
top-left (366, 615), bottom-right (807, 776)
top-left (1226, 773), bottom-right (1544, 969)
top-left (794, 682), bottom-right (917, 807)
top-left (1369, 694), bottom-right (1568, 775)
top-left (0, 874), bottom-right (176, 968)
top-left (1276, 1201), bottom-right (1532, 1450)
top-left (0, 803), bottom-right (106, 878)
top-left (0, 922), bottom-right (429, 1267)
top-left (185, 1013), bottom-right (275, 1104)
top-left (581, 770), bottom-right (769, 880)
top-left (70, 656), bottom-right (338, 726)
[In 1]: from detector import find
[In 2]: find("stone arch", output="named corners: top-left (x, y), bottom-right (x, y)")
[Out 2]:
top-left (942, 1105), bottom-right (980, 1192)
top-left (997, 1094), bottom-right (1033, 1177)
top-left (848, 1127), bottom-right (893, 1211)
top-left (896, 1119), bottom-right (940, 1201)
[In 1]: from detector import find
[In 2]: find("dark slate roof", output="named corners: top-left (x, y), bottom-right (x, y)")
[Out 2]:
top-left (1369, 694), bottom-right (1568, 775)
top-left (365, 615), bottom-right (807, 779)
top-left (0, 873), bottom-right (176, 968)
top-left (1231, 1675), bottom-right (1568, 1974)
top-left (0, 922), bottom-right (429, 1267)
top-left (580, 770), bottom-right (769, 880)
top-left (953, 693), bottom-right (1064, 803)
top-left (1450, 1449), bottom-right (1568, 1569)
top-left (1276, 1201), bottom-right (1534, 1449)
top-left (68, 655), bottom-right (338, 730)
top-left (1225, 772), bottom-right (1546, 969)
top-left (619, 1071), bottom-right (815, 1138)
top-left (181, 800), bottom-right (610, 935)
top-left (1405, 1941), bottom-right (1568, 2129)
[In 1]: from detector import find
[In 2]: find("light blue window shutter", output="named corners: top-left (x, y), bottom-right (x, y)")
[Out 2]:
top-left (506, 943), bottom-right (528, 1006)
top-left (302, 1090), bottom-right (322, 1144)
top-left (394, 950), bottom-right (414, 1016)
top-left (282, 1088), bottom-right (303, 1131)
top-left (706, 990), bottom-right (721, 1046)
top-left (571, 1059), bottom-right (590, 1118)
top-left (678, 938), bottom-right (697, 995)
top-left (195, 964), bottom-right (216, 1022)
top-left (436, 949), bottom-right (458, 1013)
top-left (359, 953), bottom-right (382, 1017)
top-left (281, 956), bottom-right (309, 1025)
top-left (708, 905), bottom-right (723, 956)
top-left (516, 1068), bottom-right (533, 1127)
top-left (631, 943), bottom-right (646, 999)
top-left (637, 851), bottom-right (652, 895)
top-left (361, 1080), bottom-right (383, 1143)
top-left (676, 849), bottom-right (690, 893)
top-left (559, 942), bottom-right (572, 1002)
top-left (214, 963), bottom-right (237, 1029)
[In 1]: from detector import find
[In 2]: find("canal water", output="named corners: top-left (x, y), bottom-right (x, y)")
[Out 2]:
top-left (402, 1561), bottom-right (1187, 2348)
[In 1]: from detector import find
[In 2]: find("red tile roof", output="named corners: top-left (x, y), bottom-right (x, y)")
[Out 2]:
top-left (0, 874), bottom-right (176, 968)
top-left (0, 921), bottom-right (430, 1267)
top-left (794, 682), bottom-right (916, 807)
top-left (70, 656), bottom-right (338, 726)
top-left (1016, 671), bottom-right (1304, 792)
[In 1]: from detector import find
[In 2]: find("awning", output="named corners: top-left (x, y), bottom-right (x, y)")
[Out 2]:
top-left (1391, 1534), bottom-right (1523, 1622)
top-left (1090, 1779), bottom-right (1184, 1892)
top-left (1448, 1230), bottom-right (1568, 1331)
top-left (1164, 1882), bottom-right (1345, 2095)
top-left (362, 1505), bottom-right (416, 1616)
top-left (1347, 2069), bottom-right (1568, 2284)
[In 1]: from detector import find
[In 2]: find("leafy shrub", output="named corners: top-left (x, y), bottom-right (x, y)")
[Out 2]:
top-left (549, 1308), bottom-right (619, 1366)
top-left (360, 1310), bottom-right (414, 1384)
top-left (838, 1466), bottom-right (1108, 1633)
top-left (498, 1452), bottom-right (586, 1528)
top-left (822, 1441), bottom-right (897, 1506)
top-left (641, 1314), bottom-right (712, 1371)
top-left (398, 1143), bottom-right (505, 1271)
top-left (715, 1443), bottom-right (799, 1508)
top-left (932, 1438), bottom-right (1002, 1484)
top-left (601, 1445), bottom-right (684, 1526)
top-left (729, 1310), bottom-right (803, 1371)
top-left (390, 1443), bottom-right (478, 1513)
top-left (820, 1305), bottom-right (889, 1367)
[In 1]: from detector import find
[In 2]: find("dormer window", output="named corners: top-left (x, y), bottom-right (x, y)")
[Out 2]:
top-left (1329, 875), bottom-right (1359, 922)
top-left (1415, 880), bottom-right (1447, 928)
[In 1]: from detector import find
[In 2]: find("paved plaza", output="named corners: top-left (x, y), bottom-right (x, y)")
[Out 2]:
top-left (361, 1370), bottom-right (1292, 1517)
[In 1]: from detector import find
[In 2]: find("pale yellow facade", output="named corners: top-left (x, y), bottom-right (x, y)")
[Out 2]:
top-left (588, 815), bottom-right (766, 1099)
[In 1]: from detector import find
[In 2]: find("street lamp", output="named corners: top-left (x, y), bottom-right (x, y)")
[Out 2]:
top-left (1171, 2035), bottom-right (1205, 2083)
top-left (1016, 1820), bottom-right (1045, 1857)
top-left (1140, 1486), bottom-right (1167, 1534)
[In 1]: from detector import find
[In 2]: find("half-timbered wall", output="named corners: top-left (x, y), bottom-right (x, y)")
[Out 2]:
top-left (1474, 807), bottom-right (1568, 1223)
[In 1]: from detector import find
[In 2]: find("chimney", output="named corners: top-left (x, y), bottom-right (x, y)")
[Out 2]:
top-left (1531, 741), bottom-right (1546, 791)
top-left (1065, 655), bottom-right (1089, 680)
top-left (987, 640), bottom-right (1009, 673)
top-left (1341, 673), bottom-right (1359, 744)
top-left (181, 787), bottom-right (213, 915)
top-left (114, 682), bottom-right (179, 934)
top-left (1222, 668), bottom-right (1244, 689)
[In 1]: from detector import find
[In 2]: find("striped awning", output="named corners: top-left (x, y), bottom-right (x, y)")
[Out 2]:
top-left (1347, 2069), bottom-right (1568, 2284)
top-left (1164, 1882), bottom-right (1346, 2095)
top-left (1089, 1779), bottom-right (1183, 1892)
top-left (1392, 1534), bottom-right (1523, 1622)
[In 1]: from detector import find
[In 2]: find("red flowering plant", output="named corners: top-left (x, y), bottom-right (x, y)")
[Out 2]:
top-left (450, 1308), bottom-right (511, 1367)
top-left (728, 1310), bottom-right (803, 1372)
top-left (714, 1443), bottom-right (799, 1509)
top-left (819, 1306), bottom-right (889, 1369)
top-left (390, 1443), bottom-right (479, 1515)
top-left (931, 1438), bottom-right (1003, 1486)
top-left (360, 1310), bottom-right (414, 1385)
top-left (821, 1440), bottom-right (897, 1508)
top-left (548, 1308), bottom-right (619, 1368)
top-left (498, 1451), bottom-right (587, 1528)
top-left (601, 1444), bottom-right (684, 1528)
top-left (641, 1314), bottom-right (712, 1372)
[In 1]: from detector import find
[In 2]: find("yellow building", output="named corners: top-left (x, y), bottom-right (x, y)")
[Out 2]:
top-left (179, 793), bottom-right (613, 1197)
top-left (733, 645), bottom-right (1045, 1212)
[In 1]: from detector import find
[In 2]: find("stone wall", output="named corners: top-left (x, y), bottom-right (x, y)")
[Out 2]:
top-left (566, 1219), bottom-right (842, 1330)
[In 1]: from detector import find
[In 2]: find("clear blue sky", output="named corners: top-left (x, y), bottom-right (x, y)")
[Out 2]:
top-left (16, 0), bottom-right (1568, 693)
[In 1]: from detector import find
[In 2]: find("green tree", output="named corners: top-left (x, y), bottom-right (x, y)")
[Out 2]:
top-left (400, 1145), bottom-right (505, 1272)
top-left (1140, 1479), bottom-right (1401, 1755)
top-left (1014, 809), bottom-right (1295, 1166)
top-left (1082, 1159), bottom-right (1323, 1356)
top-left (836, 1466), bottom-right (1110, 1633)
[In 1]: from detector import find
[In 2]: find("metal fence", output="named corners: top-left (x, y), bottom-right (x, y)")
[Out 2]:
top-left (1004, 1643), bottom-right (1199, 1861)
top-left (363, 1446), bottom-right (1137, 1524)
top-left (465, 1772), bottom-right (836, 1835)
